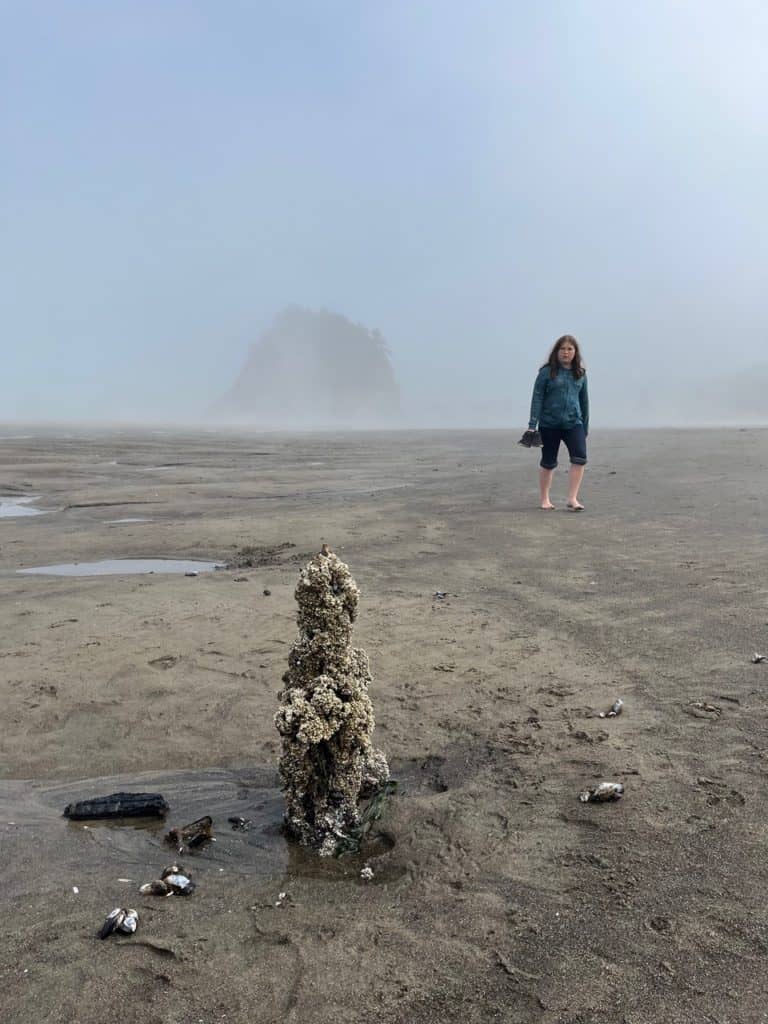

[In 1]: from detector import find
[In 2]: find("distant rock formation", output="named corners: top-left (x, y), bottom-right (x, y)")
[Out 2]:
top-left (213, 306), bottom-right (400, 426)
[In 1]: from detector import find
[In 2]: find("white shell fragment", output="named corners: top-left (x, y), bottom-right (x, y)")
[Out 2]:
top-left (162, 873), bottom-right (195, 894)
top-left (119, 909), bottom-right (139, 934)
top-left (599, 698), bottom-right (624, 719)
top-left (360, 866), bottom-right (374, 881)
top-left (579, 782), bottom-right (625, 803)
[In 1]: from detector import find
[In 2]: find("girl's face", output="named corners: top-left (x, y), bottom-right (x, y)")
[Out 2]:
top-left (558, 342), bottom-right (576, 366)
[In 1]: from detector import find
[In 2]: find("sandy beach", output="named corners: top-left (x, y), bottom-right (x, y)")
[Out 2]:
top-left (1, 426), bottom-right (767, 1024)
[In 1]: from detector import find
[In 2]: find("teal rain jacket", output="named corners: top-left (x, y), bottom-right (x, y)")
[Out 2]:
top-left (528, 366), bottom-right (589, 434)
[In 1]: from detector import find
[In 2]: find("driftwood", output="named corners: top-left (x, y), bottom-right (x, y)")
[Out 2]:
top-left (64, 792), bottom-right (169, 820)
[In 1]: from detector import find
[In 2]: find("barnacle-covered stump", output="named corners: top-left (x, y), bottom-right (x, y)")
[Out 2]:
top-left (274, 546), bottom-right (389, 856)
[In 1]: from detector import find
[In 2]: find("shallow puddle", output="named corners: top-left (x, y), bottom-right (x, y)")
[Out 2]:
top-left (17, 558), bottom-right (222, 576)
top-left (0, 496), bottom-right (47, 518)
top-left (0, 767), bottom-right (401, 899)
top-left (0, 768), bottom-right (288, 899)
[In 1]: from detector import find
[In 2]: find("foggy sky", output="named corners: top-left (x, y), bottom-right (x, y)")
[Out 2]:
top-left (2, 1), bottom-right (767, 426)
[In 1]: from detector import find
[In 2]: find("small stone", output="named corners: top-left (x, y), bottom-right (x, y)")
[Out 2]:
top-left (263, 588), bottom-right (271, 596)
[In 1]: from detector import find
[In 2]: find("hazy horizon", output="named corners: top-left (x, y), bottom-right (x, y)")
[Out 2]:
top-left (3, 2), bottom-right (767, 427)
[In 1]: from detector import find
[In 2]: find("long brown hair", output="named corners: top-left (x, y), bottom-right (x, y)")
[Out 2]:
top-left (543, 335), bottom-right (585, 380)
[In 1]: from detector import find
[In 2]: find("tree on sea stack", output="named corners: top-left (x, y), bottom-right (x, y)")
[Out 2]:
top-left (274, 545), bottom-right (390, 856)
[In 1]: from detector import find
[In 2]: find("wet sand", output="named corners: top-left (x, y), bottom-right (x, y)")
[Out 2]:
top-left (1, 426), bottom-right (767, 1024)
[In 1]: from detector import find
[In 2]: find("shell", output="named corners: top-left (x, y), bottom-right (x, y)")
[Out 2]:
top-left (599, 698), bottom-right (624, 719)
top-left (162, 873), bottom-right (195, 895)
top-left (139, 879), bottom-right (172, 896)
top-left (98, 907), bottom-right (125, 939)
top-left (118, 909), bottom-right (139, 934)
top-left (579, 782), bottom-right (624, 803)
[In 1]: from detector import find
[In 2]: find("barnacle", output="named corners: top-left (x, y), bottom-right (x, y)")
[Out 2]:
top-left (274, 547), bottom-right (389, 854)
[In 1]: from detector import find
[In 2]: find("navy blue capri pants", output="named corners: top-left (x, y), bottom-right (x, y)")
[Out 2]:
top-left (539, 425), bottom-right (587, 470)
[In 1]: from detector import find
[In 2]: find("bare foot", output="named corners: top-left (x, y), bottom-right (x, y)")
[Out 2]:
top-left (566, 500), bottom-right (584, 511)
top-left (540, 501), bottom-right (555, 511)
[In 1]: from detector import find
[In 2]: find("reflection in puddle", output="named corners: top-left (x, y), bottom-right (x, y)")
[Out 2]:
top-left (17, 558), bottom-right (222, 576)
top-left (67, 815), bottom-right (167, 834)
top-left (0, 496), bottom-right (47, 518)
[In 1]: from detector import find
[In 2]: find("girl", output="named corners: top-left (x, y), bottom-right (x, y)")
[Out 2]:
top-left (527, 335), bottom-right (589, 511)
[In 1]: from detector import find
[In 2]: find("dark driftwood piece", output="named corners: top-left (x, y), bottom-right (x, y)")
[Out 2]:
top-left (63, 791), bottom-right (170, 820)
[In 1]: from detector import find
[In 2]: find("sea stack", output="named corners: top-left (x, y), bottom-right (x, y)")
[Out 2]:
top-left (274, 546), bottom-right (389, 855)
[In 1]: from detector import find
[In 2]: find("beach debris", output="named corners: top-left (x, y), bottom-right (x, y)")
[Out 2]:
top-left (752, 653), bottom-right (766, 664)
top-left (599, 698), bottom-right (624, 719)
top-left (263, 588), bottom-right (272, 596)
top-left (233, 576), bottom-right (248, 583)
top-left (139, 879), bottom-right (173, 897)
top-left (685, 700), bottom-right (722, 718)
top-left (161, 874), bottom-right (195, 895)
top-left (433, 591), bottom-right (448, 600)
top-left (228, 815), bottom-right (252, 832)
top-left (158, 863), bottom-right (196, 895)
top-left (275, 891), bottom-right (290, 907)
top-left (164, 815), bottom-right (214, 853)
top-left (139, 863), bottom-right (196, 897)
top-left (64, 792), bottom-right (169, 821)
top-left (72, 886), bottom-right (79, 895)
top-left (184, 570), bottom-right (199, 577)
top-left (579, 782), bottom-right (625, 803)
top-left (120, 909), bottom-right (139, 934)
top-left (360, 866), bottom-right (374, 882)
top-left (98, 907), bottom-right (139, 939)
top-left (274, 545), bottom-right (390, 856)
